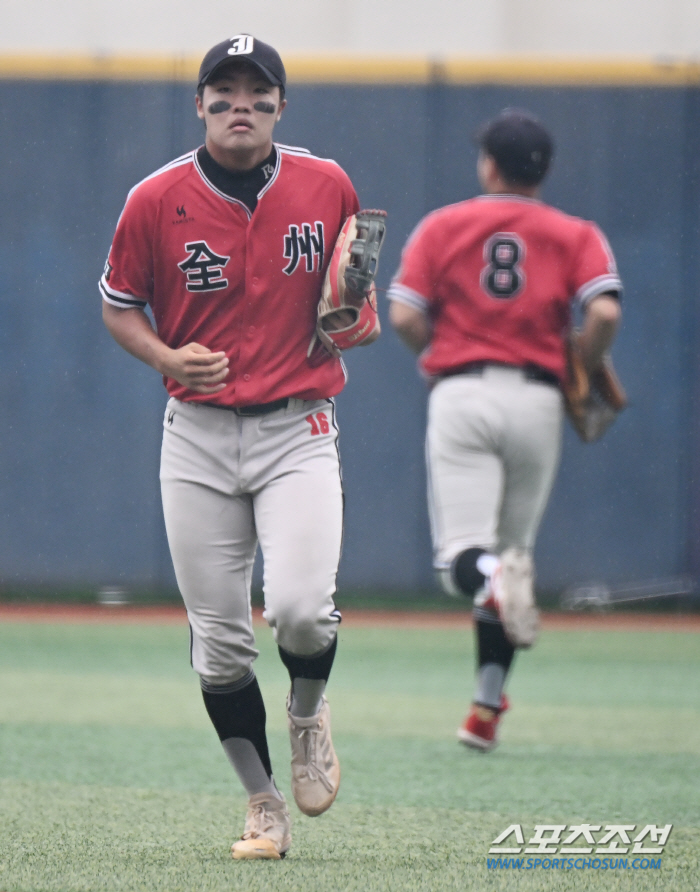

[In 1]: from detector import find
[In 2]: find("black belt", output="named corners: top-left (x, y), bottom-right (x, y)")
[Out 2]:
top-left (203, 397), bottom-right (290, 417)
top-left (441, 362), bottom-right (559, 388)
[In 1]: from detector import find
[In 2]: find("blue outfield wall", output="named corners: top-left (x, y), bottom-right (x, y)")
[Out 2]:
top-left (0, 77), bottom-right (699, 595)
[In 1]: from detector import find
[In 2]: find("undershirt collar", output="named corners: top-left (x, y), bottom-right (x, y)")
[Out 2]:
top-left (197, 145), bottom-right (277, 212)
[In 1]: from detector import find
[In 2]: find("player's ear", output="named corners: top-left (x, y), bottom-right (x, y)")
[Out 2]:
top-left (276, 96), bottom-right (287, 122)
top-left (195, 93), bottom-right (205, 121)
top-left (477, 151), bottom-right (497, 191)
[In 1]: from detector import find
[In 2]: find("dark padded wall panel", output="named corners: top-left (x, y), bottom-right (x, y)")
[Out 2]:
top-left (0, 79), bottom-right (697, 593)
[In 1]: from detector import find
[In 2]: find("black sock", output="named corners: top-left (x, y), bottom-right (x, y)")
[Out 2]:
top-left (279, 636), bottom-right (338, 717)
top-left (472, 616), bottom-right (515, 709)
top-left (201, 673), bottom-right (272, 778)
top-left (278, 634), bottom-right (338, 683)
top-left (476, 616), bottom-right (515, 673)
top-left (452, 547), bottom-right (488, 596)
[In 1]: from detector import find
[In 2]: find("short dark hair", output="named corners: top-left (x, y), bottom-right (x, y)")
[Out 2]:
top-left (476, 109), bottom-right (553, 187)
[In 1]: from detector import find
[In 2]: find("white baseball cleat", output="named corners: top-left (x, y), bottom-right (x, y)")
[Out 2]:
top-left (492, 547), bottom-right (539, 647)
top-left (231, 792), bottom-right (291, 860)
top-left (287, 695), bottom-right (340, 816)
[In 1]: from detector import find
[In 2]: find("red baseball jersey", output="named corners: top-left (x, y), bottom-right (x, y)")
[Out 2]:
top-left (100, 144), bottom-right (359, 406)
top-left (389, 195), bottom-right (622, 382)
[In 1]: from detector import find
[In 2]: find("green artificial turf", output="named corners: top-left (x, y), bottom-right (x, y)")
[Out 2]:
top-left (0, 618), bottom-right (698, 891)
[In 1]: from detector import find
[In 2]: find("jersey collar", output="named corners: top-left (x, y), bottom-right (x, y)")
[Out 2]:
top-left (478, 193), bottom-right (542, 204)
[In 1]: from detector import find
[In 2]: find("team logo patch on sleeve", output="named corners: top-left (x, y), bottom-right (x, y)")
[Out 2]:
top-left (178, 241), bottom-right (230, 292)
top-left (283, 222), bottom-right (324, 275)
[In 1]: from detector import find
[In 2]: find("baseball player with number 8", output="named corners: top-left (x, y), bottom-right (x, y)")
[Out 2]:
top-left (101, 35), bottom-right (385, 860)
top-left (389, 109), bottom-right (622, 752)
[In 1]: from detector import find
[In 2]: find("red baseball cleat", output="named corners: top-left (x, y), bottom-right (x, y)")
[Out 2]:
top-left (457, 695), bottom-right (510, 752)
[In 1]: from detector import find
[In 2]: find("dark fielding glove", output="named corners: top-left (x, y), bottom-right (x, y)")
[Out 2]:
top-left (564, 333), bottom-right (627, 442)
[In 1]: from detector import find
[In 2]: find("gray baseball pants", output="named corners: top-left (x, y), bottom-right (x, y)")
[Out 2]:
top-left (160, 397), bottom-right (343, 687)
top-left (427, 365), bottom-right (564, 573)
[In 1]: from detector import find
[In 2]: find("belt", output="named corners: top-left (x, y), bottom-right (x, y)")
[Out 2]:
top-left (441, 362), bottom-right (559, 388)
top-left (202, 397), bottom-right (290, 417)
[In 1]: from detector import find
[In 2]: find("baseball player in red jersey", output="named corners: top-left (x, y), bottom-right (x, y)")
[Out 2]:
top-left (388, 109), bottom-right (621, 751)
top-left (101, 35), bottom-right (380, 860)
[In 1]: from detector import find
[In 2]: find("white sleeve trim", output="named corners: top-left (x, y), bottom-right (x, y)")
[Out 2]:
top-left (386, 282), bottom-right (429, 314)
top-left (99, 277), bottom-right (148, 308)
top-left (576, 274), bottom-right (623, 307)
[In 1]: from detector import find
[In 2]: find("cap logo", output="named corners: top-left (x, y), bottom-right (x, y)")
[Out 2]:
top-left (227, 35), bottom-right (254, 56)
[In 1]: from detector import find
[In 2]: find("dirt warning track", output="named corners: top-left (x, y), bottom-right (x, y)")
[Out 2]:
top-left (0, 603), bottom-right (698, 632)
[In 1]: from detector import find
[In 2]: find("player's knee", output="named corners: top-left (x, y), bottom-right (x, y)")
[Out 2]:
top-left (198, 666), bottom-right (253, 690)
top-left (441, 547), bottom-right (489, 598)
top-left (266, 600), bottom-right (337, 656)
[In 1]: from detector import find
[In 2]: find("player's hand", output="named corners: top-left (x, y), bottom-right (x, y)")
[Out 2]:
top-left (160, 342), bottom-right (229, 393)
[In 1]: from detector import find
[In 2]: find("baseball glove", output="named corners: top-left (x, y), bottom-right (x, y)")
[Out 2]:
top-left (308, 209), bottom-right (387, 359)
top-left (563, 333), bottom-right (627, 442)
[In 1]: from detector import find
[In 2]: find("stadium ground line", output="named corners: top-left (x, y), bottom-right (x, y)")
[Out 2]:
top-left (0, 602), bottom-right (698, 631)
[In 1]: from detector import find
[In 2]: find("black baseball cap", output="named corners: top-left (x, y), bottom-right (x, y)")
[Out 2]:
top-left (476, 109), bottom-right (553, 186)
top-left (198, 35), bottom-right (286, 91)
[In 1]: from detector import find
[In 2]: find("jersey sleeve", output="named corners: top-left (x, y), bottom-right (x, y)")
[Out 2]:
top-left (386, 216), bottom-right (436, 315)
top-left (571, 222), bottom-right (623, 307)
top-left (99, 184), bottom-right (156, 309)
top-left (337, 166), bottom-right (360, 220)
